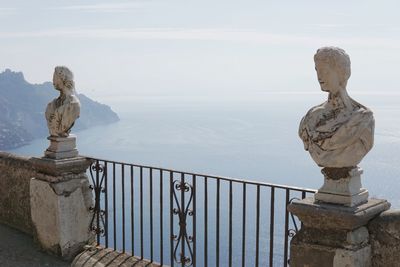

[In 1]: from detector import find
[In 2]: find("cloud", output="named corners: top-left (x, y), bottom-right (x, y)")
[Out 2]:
top-left (312, 24), bottom-right (349, 29)
top-left (46, 2), bottom-right (150, 13)
top-left (0, 7), bottom-right (16, 15)
top-left (0, 27), bottom-right (399, 49)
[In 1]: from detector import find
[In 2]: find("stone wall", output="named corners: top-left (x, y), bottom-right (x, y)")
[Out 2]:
top-left (0, 152), bottom-right (35, 234)
top-left (368, 209), bottom-right (400, 267)
top-left (0, 151), bottom-right (94, 260)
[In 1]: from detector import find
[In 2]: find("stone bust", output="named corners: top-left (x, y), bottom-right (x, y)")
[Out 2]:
top-left (299, 47), bottom-right (374, 168)
top-left (45, 66), bottom-right (80, 137)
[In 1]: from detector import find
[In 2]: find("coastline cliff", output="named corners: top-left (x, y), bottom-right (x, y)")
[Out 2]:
top-left (0, 69), bottom-right (119, 150)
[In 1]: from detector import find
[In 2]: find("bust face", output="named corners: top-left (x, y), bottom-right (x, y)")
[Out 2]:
top-left (315, 60), bottom-right (341, 94)
top-left (53, 71), bottom-right (63, 91)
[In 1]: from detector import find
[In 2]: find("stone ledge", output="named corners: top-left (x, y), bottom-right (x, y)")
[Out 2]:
top-left (288, 197), bottom-right (390, 230)
top-left (30, 156), bottom-right (92, 179)
top-left (0, 151), bottom-right (32, 168)
top-left (72, 246), bottom-right (161, 267)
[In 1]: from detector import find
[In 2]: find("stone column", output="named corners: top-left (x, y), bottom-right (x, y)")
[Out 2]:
top-left (30, 156), bottom-right (94, 260)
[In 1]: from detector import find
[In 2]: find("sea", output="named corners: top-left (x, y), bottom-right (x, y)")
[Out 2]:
top-left (8, 92), bottom-right (400, 266)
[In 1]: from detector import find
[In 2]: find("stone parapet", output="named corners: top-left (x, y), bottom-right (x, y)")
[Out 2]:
top-left (0, 152), bottom-right (94, 235)
top-left (0, 152), bottom-right (35, 234)
top-left (0, 151), bottom-right (95, 261)
top-left (368, 209), bottom-right (400, 267)
top-left (288, 197), bottom-right (390, 267)
top-left (30, 156), bottom-right (94, 261)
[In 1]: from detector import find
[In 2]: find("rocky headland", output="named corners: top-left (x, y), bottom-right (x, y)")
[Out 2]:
top-left (0, 69), bottom-right (119, 150)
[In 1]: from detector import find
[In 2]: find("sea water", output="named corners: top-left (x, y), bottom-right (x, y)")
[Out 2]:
top-left (10, 93), bottom-right (400, 205)
top-left (8, 92), bottom-right (400, 265)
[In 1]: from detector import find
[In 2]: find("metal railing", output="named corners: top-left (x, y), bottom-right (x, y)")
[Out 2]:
top-left (87, 157), bottom-right (315, 266)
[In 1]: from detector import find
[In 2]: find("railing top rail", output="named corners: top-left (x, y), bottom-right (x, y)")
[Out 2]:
top-left (85, 155), bottom-right (316, 193)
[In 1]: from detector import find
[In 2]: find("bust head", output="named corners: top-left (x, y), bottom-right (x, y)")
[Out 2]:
top-left (314, 47), bottom-right (351, 94)
top-left (53, 66), bottom-right (75, 94)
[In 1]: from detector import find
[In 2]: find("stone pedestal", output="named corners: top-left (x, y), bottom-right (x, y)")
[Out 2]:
top-left (288, 197), bottom-right (390, 267)
top-left (30, 156), bottom-right (94, 260)
top-left (45, 135), bottom-right (78, 160)
top-left (315, 167), bottom-right (368, 207)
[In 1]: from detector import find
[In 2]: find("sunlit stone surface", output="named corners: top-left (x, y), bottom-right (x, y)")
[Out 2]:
top-left (45, 66), bottom-right (80, 138)
top-left (299, 47), bottom-right (374, 169)
top-left (44, 66), bottom-right (80, 159)
top-left (299, 47), bottom-right (374, 207)
top-left (290, 49), bottom-right (389, 266)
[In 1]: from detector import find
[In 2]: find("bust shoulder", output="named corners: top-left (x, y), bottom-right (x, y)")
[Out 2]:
top-left (68, 94), bottom-right (80, 104)
top-left (300, 102), bottom-right (328, 128)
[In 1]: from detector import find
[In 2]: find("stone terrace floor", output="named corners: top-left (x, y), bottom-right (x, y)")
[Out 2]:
top-left (0, 223), bottom-right (70, 267)
top-left (0, 223), bottom-right (161, 267)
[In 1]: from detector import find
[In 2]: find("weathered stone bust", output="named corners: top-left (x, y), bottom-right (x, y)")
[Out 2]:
top-left (299, 47), bottom-right (374, 168)
top-left (299, 47), bottom-right (375, 206)
top-left (45, 66), bottom-right (80, 137)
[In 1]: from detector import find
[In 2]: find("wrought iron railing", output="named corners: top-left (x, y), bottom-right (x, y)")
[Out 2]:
top-left (87, 157), bottom-right (315, 266)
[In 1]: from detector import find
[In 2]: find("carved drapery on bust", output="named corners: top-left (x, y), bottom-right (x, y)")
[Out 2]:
top-left (45, 66), bottom-right (80, 137)
top-left (299, 47), bottom-right (374, 168)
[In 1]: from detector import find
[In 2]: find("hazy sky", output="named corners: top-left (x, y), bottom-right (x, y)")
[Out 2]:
top-left (1, 0), bottom-right (400, 104)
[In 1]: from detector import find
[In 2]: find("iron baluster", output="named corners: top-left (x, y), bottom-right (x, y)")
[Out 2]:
top-left (88, 160), bottom-right (107, 241)
top-left (171, 179), bottom-right (195, 266)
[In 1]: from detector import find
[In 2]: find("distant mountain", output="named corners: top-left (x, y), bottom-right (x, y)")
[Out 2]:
top-left (0, 69), bottom-right (119, 150)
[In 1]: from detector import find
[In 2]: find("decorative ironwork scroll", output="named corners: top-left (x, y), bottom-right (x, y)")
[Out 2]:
top-left (287, 197), bottom-right (302, 266)
top-left (171, 179), bottom-right (195, 266)
top-left (89, 161), bottom-right (106, 237)
top-left (288, 197), bottom-right (301, 238)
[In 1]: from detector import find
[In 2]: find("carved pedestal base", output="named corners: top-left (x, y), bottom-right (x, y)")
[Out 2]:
top-left (30, 157), bottom-right (94, 260)
top-left (315, 167), bottom-right (368, 207)
top-left (45, 135), bottom-right (78, 160)
top-left (288, 197), bottom-right (390, 267)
